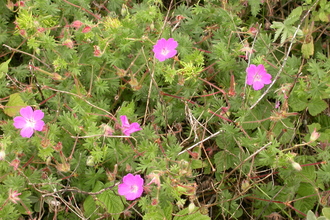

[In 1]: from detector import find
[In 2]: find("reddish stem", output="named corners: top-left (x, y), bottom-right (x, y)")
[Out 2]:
top-left (62, 0), bottom-right (101, 20)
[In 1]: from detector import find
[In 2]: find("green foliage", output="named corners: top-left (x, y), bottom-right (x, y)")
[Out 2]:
top-left (0, 0), bottom-right (329, 219)
top-left (271, 6), bottom-right (304, 44)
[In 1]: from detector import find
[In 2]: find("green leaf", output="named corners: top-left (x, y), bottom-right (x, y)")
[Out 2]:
top-left (4, 93), bottom-right (27, 117)
top-left (285, 6), bottom-right (303, 26)
top-left (302, 38), bottom-right (314, 59)
top-left (97, 185), bottom-right (124, 220)
top-left (0, 59), bottom-right (11, 79)
top-left (289, 95), bottom-right (307, 111)
top-left (297, 182), bottom-right (315, 196)
top-left (83, 196), bottom-right (98, 220)
top-left (322, 207), bottom-right (330, 219)
top-left (294, 197), bottom-right (317, 217)
top-left (306, 210), bottom-right (317, 220)
top-left (300, 166), bottom-right (316, 183)
top-left (270, 7), bottom-right (303, 44)
top-left (307, 99), bottom-right (328, 116)
top-left (83, 181), bottom-right (104, 220)
top-left (214, 148), bottom-right (240, 173)
top-left (173, 207), bottom-right (210, 220)
top-left (308, 59), bottom-right (327, 78)
top-left (191, 159), bottom-right (207, 169)
top-left (248, 0), bottom-right (262, 17)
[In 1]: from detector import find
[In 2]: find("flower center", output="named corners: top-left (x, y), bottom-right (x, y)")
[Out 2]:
top-left (253, 73), bottom-right (261, 82)
top-left (161, 48), bottom-right (169, 56)
top-left (130, 184), bottom-right (138, 193)
top-left (26, 119), bottom-right (36, 128)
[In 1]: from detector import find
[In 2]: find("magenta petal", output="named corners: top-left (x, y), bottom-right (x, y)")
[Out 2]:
top-left (256, 64), bottom-right (266, 73)
top-left (20, 127), bottom-right (34, 138)
top-left (34, 120), bottom-right (45, 131)
top-left (123, 123), bottom-right (141, 136)
top-left (122, 173), bottom-right (134, 183)
top-left (20, 106), bottom-right (33, 119)
top-left (165, 49), bottom-right (177, 59)
top-left (155, 54), bottom-right (166, 62)
top-left (253, 81), bottom-right (265, 90)
top-left (133, 175), bottom-right (144, 185)
top-left (261, 74), bottom-right (272, 84)
top-left (120, 115), bottom-right (130, 128)
top-left (118, 183), bottom-right (130, 196)
top-left (246, 64), bottom-right (257, 75)
top-left (33, 110), bottom-right (44, 120)
top-left (125, 192), bottom-right (138, 200)
top-left (167, 38), bottom-right (178, 49)
top-left (13, 117), bottom-right (27, 129)
top-left (153, 38), bottom-right (167, 52)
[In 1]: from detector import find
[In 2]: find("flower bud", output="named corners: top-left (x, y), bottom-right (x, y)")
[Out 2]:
top-left (310, 128), bottom-right (320, 142)
top-left (52, 73), bottom-right (62, 81)
top-left (10, 158), bottom-right (20, 170)
top-left (71, 20), bottom-right (83, 29)
top-left (151, 198), bottom-right (159, 206)
top-left (188, 202), bottom-right (196, 213)
top-left (291, 162), bottom-right (302, 171)
top-left (0, 150), bottom-right (5, 160)
top-left (241, 179), bottom-right (250, 192)
top-left (57, 162), bottom-right (70, 172)
top-left (86, 156), bottom-right (95, 167)
top-left (62, 39), bottom-right (74, 49)
top-left (82, 26), bottom-right (91, 33)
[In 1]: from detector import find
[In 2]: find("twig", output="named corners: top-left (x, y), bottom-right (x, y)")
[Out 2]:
top-left (62, 0), bottom-right (101, 20)
top-left (178, 130), bottom-right (224, 156)
top-left (42, 183), bottom-right (118, 197)
top-left (3, 44), bottom-right (51, 69)
top-left (224, 142), bottom-right (272, 179)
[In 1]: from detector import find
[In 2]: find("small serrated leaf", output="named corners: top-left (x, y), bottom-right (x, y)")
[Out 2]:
top-left (248, 0), bottom-right (261, 17)
top-left (270, 21), bottom-right (284, 42)
top-left (4, 93), bottom-right (27, 117)
top-left (284, 6), bottom-right (303, 26)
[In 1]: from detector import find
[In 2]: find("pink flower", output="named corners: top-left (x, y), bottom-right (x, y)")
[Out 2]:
top-left (8, 189), bottom-right (21, 204)
top-left (13, 106), bottom-right (45, 138)
top-left (246, 64), bottom-right (272, 90)
top-left (120, 115), bottom-right (141, 136)
top-left (118, 174), bottom-right (144, 200)
top-left (152, 38), bottom-right (178, 62)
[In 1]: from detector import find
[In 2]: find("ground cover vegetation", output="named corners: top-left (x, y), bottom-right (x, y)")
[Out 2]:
top-left (0, 0), bottom-right (330, 219)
